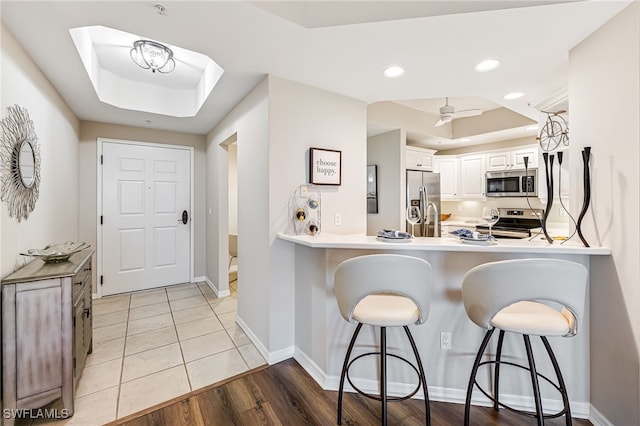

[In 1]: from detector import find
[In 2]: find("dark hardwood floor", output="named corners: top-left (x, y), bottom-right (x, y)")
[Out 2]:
top-left (110, 358), bottom-right (591, 426)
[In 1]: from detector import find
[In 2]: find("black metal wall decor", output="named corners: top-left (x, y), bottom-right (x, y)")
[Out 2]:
top-left (575, 147), bottom-right (592, 247)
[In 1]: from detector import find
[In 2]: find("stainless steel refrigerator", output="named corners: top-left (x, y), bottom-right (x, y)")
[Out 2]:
top-left (406, 170), bottom-right (441, 237)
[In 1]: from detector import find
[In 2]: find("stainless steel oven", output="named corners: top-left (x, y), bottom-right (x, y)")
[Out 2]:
top-left (486, 169), bottom-right (537, 197)
top-left (476, 208), bottom-right (543, 238)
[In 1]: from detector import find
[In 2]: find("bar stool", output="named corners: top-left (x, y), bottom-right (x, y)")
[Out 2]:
top-left (461, 258), bottom-right (588, 426)
top-left (334, 254), bottom-right (433, 426)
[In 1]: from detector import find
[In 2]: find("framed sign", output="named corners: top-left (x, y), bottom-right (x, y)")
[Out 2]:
top-left (309, 147), bottom-right (341, 185)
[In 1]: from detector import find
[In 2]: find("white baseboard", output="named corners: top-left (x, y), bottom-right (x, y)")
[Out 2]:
top-left (235, 316), bottom-right (269, 362)
top-left (589, 404), bottom-right (614, 426)
top-left (293, 348), bottom-right (329, 389)
top-left (205, 277), bottom-right (230, 298)
top-left (293, 348), bottom-right (589, 419)
top-left (235, 316), bottom-right (294, 365)
top-left (192, 276), bottom-right (206, 283)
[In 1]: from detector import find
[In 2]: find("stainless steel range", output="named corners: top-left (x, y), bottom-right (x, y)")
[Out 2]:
top-left (476, 208), bottom-right (543, 239)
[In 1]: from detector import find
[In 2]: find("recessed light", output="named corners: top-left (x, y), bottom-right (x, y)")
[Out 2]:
top-left (503, 92), bottom-right (524, 100)
top-left (474, 59), bottom-right (501, 73)
top-left (383, 66), bottom-right (405, 78)
top-left (460, 138), bottom-right (472, 142)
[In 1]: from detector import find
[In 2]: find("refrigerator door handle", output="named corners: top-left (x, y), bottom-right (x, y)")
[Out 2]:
top-left (420, 186), bottom-right (428, 235)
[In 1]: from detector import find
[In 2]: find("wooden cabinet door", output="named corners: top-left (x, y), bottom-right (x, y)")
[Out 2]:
top-left (486, 151), bottom-right (510, 171)
top-left (512, 146), bottom-right (539, 169)
top-left (459, 154), bottom-right (486, 199)
top-left (15, 281), bottom-right (63, 398)
top-left (435, 156), bottom-right (458, 199)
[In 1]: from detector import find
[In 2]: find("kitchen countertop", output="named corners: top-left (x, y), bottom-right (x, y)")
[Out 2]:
top-left (277, 232), bottom-right (610, 255)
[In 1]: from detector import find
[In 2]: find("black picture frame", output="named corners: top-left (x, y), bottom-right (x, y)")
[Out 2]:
top-left (309, 147), bottom-right (342, 185)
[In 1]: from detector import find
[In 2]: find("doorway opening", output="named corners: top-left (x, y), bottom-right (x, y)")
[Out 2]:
top-left (227, 141), bottom-right (238, 293)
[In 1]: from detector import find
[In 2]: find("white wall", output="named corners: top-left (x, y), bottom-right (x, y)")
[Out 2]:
top-left (207, 78), bottom-right (270, 351)
top-left (268, 76), bottom-right (366, 357)
top-left (1, 24), bottom-right (80, 278)
top-left (569, 3), bottom-right (640, 425)
top-left (206, 75), bottom-right (366, 360)
top-left (78, 121), bottom-right (207, 292)
top-left (367, 129), bottom-right (404, 235)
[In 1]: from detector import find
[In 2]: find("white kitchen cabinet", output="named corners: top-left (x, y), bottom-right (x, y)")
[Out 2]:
top-left (459, 154), bottom-right (486, 199)
top-left (434, 155), bottom-right (458, 199)
top-left (406, 146), bottom-right (435, 171)
top-left (486, 145), bottom-right (539, 171)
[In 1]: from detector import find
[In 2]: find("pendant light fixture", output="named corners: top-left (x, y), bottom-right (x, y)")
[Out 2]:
top-left (130, 40), bottom-right (175, 73)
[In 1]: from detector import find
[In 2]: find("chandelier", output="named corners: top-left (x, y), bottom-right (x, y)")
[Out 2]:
top-left (130, 40), bottom-right (175, 73)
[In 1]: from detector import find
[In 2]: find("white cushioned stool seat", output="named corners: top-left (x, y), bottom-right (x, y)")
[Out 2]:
top-left (491, 301), bottom-right (570, 336)
top-left (353, 294), bottom-right (420, 327)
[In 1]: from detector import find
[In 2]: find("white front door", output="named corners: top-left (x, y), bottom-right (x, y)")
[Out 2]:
top-left (102, 141), bottom-right (191, 295)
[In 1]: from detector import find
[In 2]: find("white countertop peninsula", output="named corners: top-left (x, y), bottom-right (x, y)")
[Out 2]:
top-left (278, 232), bottom-right (610, 255)
top-left (277, 232), bottom-right (609, 418)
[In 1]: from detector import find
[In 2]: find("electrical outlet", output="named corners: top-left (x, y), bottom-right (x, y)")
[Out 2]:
top-left (440, 332), bottom-right (452, 350)
top-left (335, 213), bottom-right (342, 226)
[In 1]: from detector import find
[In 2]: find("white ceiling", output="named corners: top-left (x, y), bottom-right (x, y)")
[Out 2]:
top-left (0, 1), bottom-right (632, 137)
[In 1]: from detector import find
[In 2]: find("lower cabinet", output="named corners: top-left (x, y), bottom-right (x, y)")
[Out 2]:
top-left (1, 249), bottom-right (94, 425)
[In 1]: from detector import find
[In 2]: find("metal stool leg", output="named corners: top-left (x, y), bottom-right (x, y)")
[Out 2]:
top-left (523, 335), bottom-right (544, 426)
top-left (380, 327), bottom-right (387, 426)
top-left (464, 328), bottom-right (495, 426)
top-left (337, 322), bottom-right (363, 425)
top-left (404, 326), bottom-right (431, 426)
top-left (541, 336), bottom-right (572, 426)
top-left (493, 330), bottom-right (506, 411)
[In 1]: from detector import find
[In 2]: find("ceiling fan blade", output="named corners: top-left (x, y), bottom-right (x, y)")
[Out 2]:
top-left (453, 109), bottom-right (483, 119)
top-left (434, 117), bottom-right (451, 127)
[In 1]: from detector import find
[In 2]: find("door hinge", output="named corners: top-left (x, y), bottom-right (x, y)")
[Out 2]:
top-left (100, 216), bottom-right (103, 225)
top-left (100, 155), bottom-right (103, 165)
top-left (100, 275), bottom-right (104, 286)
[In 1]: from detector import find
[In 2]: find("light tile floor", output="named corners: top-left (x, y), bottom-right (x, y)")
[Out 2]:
top-left (35, 277), bottom-right (264, 425)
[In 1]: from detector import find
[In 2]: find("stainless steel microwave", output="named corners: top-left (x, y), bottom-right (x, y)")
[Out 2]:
top-left (486, 169), bottom-right (537, 197)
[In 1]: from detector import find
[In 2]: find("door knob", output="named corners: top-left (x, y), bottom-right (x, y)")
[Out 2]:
top-left (179, 210), bottom-right (189, 224)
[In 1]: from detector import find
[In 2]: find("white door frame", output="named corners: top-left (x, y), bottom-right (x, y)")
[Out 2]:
top-left (96, 137), bottom-right (195, 298)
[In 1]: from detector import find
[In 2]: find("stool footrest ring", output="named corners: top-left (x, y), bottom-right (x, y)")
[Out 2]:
top-left (346, 351), bottom-right (422, 403)
top-left (473, 360), bottom-right (569, 420)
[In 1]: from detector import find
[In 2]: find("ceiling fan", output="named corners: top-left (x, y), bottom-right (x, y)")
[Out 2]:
top-left (434, 97), bottom-right (483, 127)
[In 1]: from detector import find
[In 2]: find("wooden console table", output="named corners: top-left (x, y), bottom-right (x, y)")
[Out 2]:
top-left (1, 249), bottom-right (94, 425)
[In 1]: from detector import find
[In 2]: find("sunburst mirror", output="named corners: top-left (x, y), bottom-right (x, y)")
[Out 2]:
top-left (0, 105), bottom-right (41, 222)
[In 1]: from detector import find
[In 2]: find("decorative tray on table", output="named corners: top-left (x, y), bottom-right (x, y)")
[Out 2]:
top-left (21, 241), bottom-right (90, 263)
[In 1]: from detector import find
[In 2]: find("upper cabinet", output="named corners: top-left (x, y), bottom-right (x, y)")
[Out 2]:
top-left (459, 154), bottom-right (486, 199)
top-left (486, 145), bottom-right (539, 171)
top-left (406, 146), bottom-right (436, 171)
top-left (433, 155), bottom-right (458, 199)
